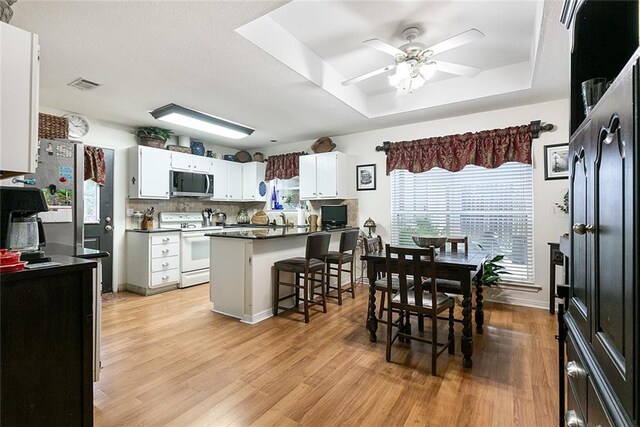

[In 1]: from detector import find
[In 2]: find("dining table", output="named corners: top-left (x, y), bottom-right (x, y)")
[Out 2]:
top-left (360, 248), bottom-right (489, 368)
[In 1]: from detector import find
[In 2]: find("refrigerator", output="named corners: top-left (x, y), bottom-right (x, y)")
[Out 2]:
top-left (24, 138), bottom-right (84, 248)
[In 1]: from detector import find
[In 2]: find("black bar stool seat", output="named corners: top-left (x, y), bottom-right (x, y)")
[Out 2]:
top-left (273, 232), bottom-right (331, 323)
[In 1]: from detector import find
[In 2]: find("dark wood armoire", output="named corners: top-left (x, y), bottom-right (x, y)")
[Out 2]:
top-left (560, 1), bottom-right (639, 426)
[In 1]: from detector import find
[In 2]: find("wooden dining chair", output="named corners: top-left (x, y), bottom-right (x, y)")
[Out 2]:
top-left (362, 236), bottom-right (410, 324)
top-left (385, 244), bottom-right (455, 376)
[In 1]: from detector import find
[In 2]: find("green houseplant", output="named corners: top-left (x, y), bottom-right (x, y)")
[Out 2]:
top-left (135, 126), bottom-right (174, 148)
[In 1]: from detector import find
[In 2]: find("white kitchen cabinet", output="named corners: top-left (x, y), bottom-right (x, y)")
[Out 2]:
top-left (209, 159), bottom-right (244, 201)
top-left (299, 152), bottom-right (347, 200)
top-left (170, 151), bottom-right (210, 173)
top-left (227, 162), bottom-right (243, 200)
top-left (210, 158), bottom-right (229, 200)
top-left (242, 162), bottom-right (267, 201)
top-left (0, 22), bottom-right (39, 178)
top-left (126, 231), bottom-right (180, 295)
top-left (127, 145), bottom-right (171, 199)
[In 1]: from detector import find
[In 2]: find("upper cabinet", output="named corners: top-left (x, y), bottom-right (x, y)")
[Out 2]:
top-left (0, 22), bottom-right (39, 178)
top-left (128, 146), bottom-right (171, 199)
top-left (562, 0), bottom-right (638, 134)
top-left (227, 162), bottom-right (243, 200)
top-left (170, 151), bottom-right (210, 173)
top-left (242, 162), bottom-right (267, 201)
top-left (299, 152), bottom-right (347, 200)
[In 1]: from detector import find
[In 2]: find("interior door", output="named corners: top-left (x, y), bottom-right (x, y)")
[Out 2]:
top-left (83, 146), bottom-right (114, 293)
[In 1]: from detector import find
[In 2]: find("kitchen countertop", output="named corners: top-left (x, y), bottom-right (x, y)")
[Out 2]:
top-left (45, 243), bottom-right (110, 259)
top-left (206, 226), bottom-right (357, 240)
top-left (1, 255), bottom-right (97, 281)
top-left (126, 228), bottom-right (181, 233)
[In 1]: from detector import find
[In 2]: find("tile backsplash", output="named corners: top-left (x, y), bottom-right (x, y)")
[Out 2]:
top-left (125, 197), bottom-right (359, 229)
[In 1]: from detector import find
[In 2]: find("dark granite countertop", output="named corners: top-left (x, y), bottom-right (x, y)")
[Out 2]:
top-left (45, 243), bottom-right (110, 259)
top-left (206, 226), bottom-right (357, 240)
top-left (1, 255), bottom-right (96, 281)
top-left (125, 228), bottom-right (181, 233)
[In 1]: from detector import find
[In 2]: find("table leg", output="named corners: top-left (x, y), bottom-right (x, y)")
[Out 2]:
top-left (461, 277), bottom-right (473, 368)
top-left (475, 272), bottom-right (484, 334)
top-left (366, 276), bottom-right (378, 342)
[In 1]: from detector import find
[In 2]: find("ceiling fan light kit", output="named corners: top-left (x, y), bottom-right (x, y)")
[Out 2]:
top-left (150, 103), bottom-right (254, 139)
top-left (342, 26), bottom-right (485, 94)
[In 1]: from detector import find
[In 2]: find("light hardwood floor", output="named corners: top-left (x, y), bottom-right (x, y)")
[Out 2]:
top-left (95, 283), bottom-right (558, 426)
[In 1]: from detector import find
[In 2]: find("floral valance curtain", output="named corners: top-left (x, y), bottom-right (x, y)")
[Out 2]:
top-left (386, 124), bottom-right (532, 175)
top-left (84, 146), bottom-right (106, 185)
top-left (265, 151), bottom-right (305, 181)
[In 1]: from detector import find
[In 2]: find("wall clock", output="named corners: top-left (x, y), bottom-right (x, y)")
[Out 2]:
top-left (65, 114), bottom-right (89, 138)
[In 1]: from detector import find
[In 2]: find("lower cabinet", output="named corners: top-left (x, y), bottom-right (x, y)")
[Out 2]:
top-left (1, 257), bottom-right (95, 426)
top-left (126, 231), bottom-right (180, 294)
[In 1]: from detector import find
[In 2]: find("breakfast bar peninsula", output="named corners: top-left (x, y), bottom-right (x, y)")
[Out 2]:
top-left (207, 226), bottom-right (351, 324)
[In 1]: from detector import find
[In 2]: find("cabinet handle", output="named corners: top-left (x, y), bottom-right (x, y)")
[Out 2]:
top-left (565, 410), bottom-right (583, 427)
top-left (162, 262), bottom-right (169, 267)
top-left (600, 114), bottom-right (620, 146)
top-left (572, 223), bottom-right (595, 235)
top-left (162, 249), bottom-right (169, 254)
top-left (162, 275), bottom-right (169, 280)
top-left (162, 238), bottom-right (170, 242)
top-left (565, 361), bottom-right (583, 378)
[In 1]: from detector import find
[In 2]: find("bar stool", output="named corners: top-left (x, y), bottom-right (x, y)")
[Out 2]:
top-left (273, 232), bottom-right (331, 323)
top-left (325, 229), bottom-right (360, 305)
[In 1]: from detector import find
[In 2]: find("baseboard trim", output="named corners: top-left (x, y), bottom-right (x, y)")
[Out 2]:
top-left (241, 309), bottom-right (273, 325)
top-left (486, 294), bottom-right (548, 310)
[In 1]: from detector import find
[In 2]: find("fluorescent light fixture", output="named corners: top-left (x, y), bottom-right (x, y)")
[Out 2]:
top-left (150, 104), bottom-right (254, 139)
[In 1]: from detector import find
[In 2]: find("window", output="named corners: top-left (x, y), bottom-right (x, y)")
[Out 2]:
top-left (83, 179), bottom-right (100, 224)
top-left (269, 177), bottom-right (300, 211)
top-left (390, 163), bottom-right (534, 284)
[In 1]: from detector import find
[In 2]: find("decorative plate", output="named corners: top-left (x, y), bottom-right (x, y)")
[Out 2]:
top-left (258, 181), bottom-right (267, 197)
top-left (235, 150), bottom-right (252, 163)
top-left (312, 137), bottom-right (336, 153)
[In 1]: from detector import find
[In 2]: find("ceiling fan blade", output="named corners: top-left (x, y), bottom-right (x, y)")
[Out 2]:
top-left (426, 28), bottom-right (484, 56)
top-left (435, 61), bottom-right (482, 77)
top-left (363, 38), bottom-right (405, 57)
top-left (342, 64), bottom-right (397, 86)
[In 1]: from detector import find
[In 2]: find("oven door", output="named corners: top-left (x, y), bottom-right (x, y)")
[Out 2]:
top-left (180, 231), bottom-right (210, 272)
top-left (171, 171), bottom-right (213, 197)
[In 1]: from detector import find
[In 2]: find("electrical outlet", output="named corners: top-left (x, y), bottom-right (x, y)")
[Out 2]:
top-left (126, 208), bottom-right (134, 217)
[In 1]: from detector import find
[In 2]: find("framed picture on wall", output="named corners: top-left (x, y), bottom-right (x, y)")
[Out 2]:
top-left (544, 143), bottom-right (569, 180)
top-left (356, 164), bottom-right (376, 191)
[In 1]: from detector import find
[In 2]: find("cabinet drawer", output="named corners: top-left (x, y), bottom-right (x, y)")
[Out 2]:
top-left (587, 378), bottom-right (613, 427)
top-left (151, 234), bottom-right (180, 245)
top-left (566, 387), bottom-right (586, 427)
top-left (151, 256), bottom-right (179, 273)
top-left (150, 269), bottom-right (179, 288)
top-left (151, 243), bottom-right (179, 258)
top-left (566, 334), bottom-right (588, 418)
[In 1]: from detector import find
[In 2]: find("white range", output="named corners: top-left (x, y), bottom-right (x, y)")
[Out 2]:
top-left (159, 212), bottom-right (224, 288)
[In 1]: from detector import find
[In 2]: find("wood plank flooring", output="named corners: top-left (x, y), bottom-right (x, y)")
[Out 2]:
top-left (94, 284), bottom-right (558, 426)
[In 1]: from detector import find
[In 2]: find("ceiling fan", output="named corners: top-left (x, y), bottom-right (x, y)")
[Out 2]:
top-left (342, 26), bottom-right (485, 93)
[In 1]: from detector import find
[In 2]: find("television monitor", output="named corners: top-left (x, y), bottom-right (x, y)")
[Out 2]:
top-left (321, 205), bottom-right (347, 229)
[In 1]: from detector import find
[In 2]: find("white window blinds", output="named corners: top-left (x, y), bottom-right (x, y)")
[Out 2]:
top-left (390, 163), bottom-right (534, 284)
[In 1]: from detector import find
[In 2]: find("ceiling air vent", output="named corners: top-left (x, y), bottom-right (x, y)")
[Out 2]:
top-left (67, 78), bottom-right (102, 91)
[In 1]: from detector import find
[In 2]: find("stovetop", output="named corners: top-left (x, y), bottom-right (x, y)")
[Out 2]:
top-left (158, 212), bottom-right (223, 231)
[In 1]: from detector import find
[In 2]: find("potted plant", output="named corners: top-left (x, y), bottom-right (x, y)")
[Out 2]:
top-left (135, 126), bottom-right (174, 148)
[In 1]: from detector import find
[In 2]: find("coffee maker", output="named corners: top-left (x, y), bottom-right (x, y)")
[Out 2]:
top-left (0, 187), bottom-right (51, 263)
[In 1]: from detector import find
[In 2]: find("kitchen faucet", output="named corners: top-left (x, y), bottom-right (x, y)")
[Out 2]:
top-left (279, 212), bottom-right (286, 226)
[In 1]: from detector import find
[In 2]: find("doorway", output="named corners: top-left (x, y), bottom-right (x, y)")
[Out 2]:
top-left (83, 146), bottom-right (114, 293)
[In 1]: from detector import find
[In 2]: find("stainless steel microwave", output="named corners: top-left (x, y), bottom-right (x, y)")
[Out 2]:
top-left (170, 171), bottom-right (214, 197)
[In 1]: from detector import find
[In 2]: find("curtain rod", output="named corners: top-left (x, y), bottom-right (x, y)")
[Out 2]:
top-left (374, 120), bottom-right (555, 154)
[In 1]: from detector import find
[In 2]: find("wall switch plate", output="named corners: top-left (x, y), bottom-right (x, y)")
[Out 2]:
top-left (126, 208), bottom-right (134, 217)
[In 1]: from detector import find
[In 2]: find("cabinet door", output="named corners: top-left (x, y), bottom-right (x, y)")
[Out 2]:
top-left (568, 123), bottom-right (591, 340)
top-left (210, 159), bottom-right (228, 200)
top-left (242, 162), bottom-right (257, 201)
top-left (139, 146), bottom-right (170, 199)
top-left (192, 155), bottom-right (211, 173)
top-left (0, 23), bottom-right (39, 177)
top-left (170, 152), bottom-right (194, 171)
top-left (316, 153), bottom-right (338, 198)
top-left (227, 162), bottom-right (243, 200)
top-left (299, 155), bottom-right (317, 199)
top-left (589, 66), bottom-right (634, 415)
